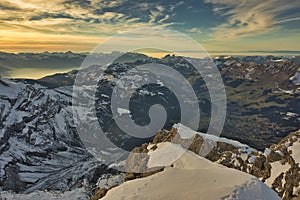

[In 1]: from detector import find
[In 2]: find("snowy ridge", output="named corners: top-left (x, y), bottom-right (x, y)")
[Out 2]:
top-left (102, 142), bottom-right (280, 200)
top-left (118, 123), bottom-right (299, 200)
top-left (174, 123), bottom-right (256, 153)
top-left (172, 124), bottom-right (300, 199)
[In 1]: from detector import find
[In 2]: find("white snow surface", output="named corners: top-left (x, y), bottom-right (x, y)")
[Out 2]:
top-left (103, 142), bottom-right (280, 200)
top-left (147, 143), bottom-right (186, 168)
top-left (117, 108), bottom-right (131, 116)
top-left (265, 161), bottom-right (290, 186)
top-left (288, 138), bottom-right (300, 163)
top-left (290, 71), bottom-right (300, 85)
top-left (264, 148), bottom-right (271, 157)
top-left (174, 123), bottom-right (256, 153)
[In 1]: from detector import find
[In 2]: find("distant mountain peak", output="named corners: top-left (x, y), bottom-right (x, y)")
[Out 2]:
top-left (0, 76), bottom-right (9, 87)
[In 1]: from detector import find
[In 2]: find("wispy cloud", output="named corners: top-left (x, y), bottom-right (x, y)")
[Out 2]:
top-left (205, 0), bottom-right (300, 40)
top-left (0, 0), bottom-right (179, 52)
top-left (275, 16), bottom-right (300, 24)
top-left (188, 28), bottom-right (202, 34)
top-left (1, 0), bottom-right (300, 53)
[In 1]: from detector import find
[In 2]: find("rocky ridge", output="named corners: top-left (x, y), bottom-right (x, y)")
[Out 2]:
top-left (96, 124), bottom-right (300, 200)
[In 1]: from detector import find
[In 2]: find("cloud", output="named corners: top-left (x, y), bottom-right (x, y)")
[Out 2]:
top-left (29, 13), bottom-right (75, 21)
top-left (0, 1), bottom-right (22, 11)
top-left (189, 27), bottom-right (202, 34)
top-left (2, 0), bottom-right (299, 53)
top-left (0, 0), bottom-right (184, 53)
top-left (0, 0), bottom-right (178, 38)
top-left (275, 16), bottom-right (300, 24)
top-left (205, 0), bottom-right (300, 40)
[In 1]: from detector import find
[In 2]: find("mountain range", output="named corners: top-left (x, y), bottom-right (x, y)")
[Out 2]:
top-left (0, 53), bottom-right (299, 199)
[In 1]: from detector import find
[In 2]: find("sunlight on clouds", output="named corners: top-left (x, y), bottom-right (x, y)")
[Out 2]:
top-left (90, 28), bottom-right (210, 60)
top-left (200, 28), bottom-right (300, 52)
top-left (0, 0), bottom-right (177, 52)
top-left (0, 0), bottom-right (299, 53)
top-left (205, 0), bottom-right (300, 40)
top-left (276, 16), bottom-right (300, 24)
top-left (90, 0), bottom-right (124, 9)
top-left (0, 28), bottom-right (105, 52)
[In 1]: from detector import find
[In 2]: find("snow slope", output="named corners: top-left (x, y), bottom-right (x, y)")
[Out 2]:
top-left (174, 123), bottom-right (256, 153)
top-left (102, 143), bottom-right (280, 200)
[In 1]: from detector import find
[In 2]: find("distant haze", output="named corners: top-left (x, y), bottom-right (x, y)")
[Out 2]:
top-left (1, 51), bottom-right (299, 79)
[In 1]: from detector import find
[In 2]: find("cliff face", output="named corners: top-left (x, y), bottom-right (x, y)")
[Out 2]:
top-left (0, 77), bottom-right (113, 193)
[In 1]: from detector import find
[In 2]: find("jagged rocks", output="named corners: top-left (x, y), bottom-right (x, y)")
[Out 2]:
top-left (91, 188), bottom-right (108, 200)
top-left (205, 142), bottom-right (238, 162)
top-left (153, 128), bottom-right (177, 144)
top-left (187, 134), bottom-right (203, 154)
top-left (124, 168), bottom-right (164, 182)
top-left (268, 150), bottom-right (283, 163)
top-left (91, 125), bottom-right (300, 199)
top-left (250, 155), bottom-right (271, 180)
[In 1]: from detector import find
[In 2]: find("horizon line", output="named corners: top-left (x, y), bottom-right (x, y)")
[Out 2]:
top-left (1, 50), bottom-right (300, 54)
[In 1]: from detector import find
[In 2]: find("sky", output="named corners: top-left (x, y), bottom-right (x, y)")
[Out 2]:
top-left (1, 0), bottom-right (300, 54)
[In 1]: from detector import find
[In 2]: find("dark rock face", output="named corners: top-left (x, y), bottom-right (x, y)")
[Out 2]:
top-left (2, 164), bottom-right (27, 192)
top-left (250, 155), bottom-right (272, 180)
top-left (219, 59), bottom-right (300, 150)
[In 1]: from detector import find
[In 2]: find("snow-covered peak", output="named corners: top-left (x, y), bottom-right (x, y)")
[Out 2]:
top-left (102, 142), bottom-right (281, 200)
top-left (121, 123), bottom-right (299, 200)
top-left (0, 78), bottom-right (26, 98)
top-left (174, 123), bottom-right (256, 153)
